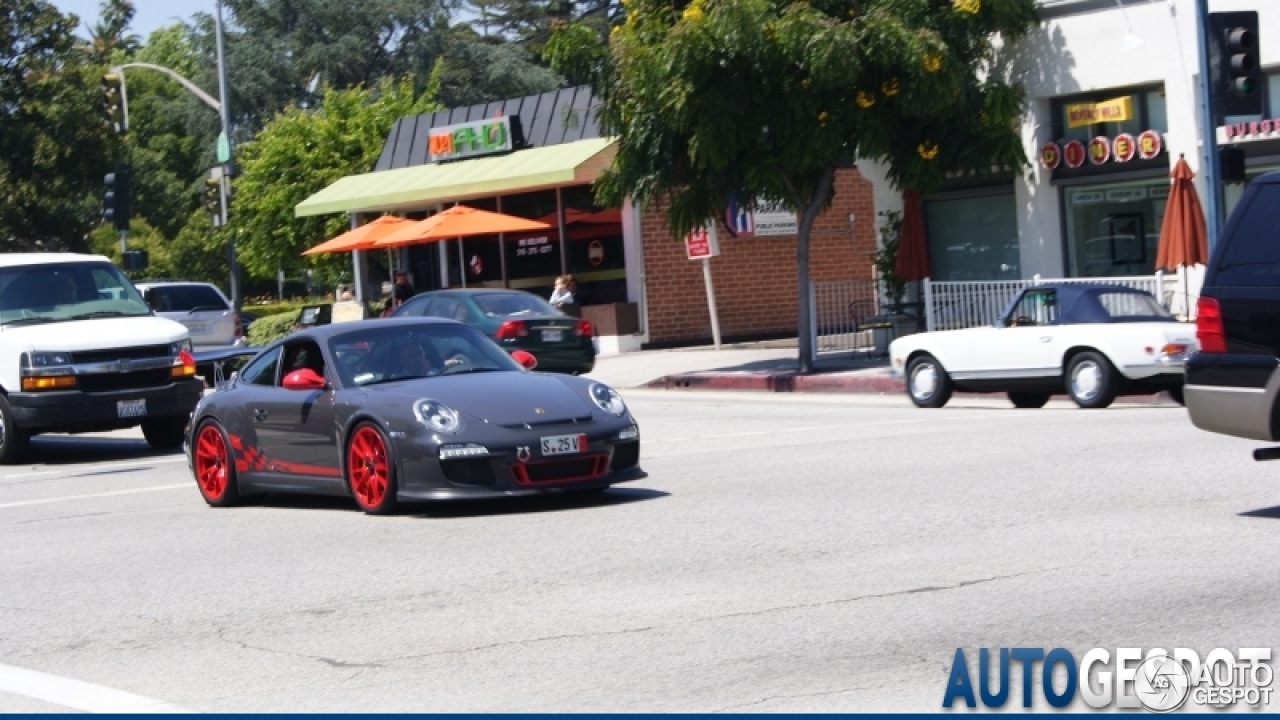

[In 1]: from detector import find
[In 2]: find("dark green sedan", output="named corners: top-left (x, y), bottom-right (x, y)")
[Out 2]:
top-left (391, 289), bottom-right (596, 374)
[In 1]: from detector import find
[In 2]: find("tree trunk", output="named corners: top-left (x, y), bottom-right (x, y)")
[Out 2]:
top-left (794, 168), bottom-right (836, 374)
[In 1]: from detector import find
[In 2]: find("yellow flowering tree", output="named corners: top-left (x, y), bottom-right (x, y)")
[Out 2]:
top-left (547, 0), bottom-right (1037, 371)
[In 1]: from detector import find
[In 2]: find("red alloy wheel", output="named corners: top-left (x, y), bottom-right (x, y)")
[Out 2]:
top-left (194, 423), bottom-right (229, 502)
top-left (348, 425), bottom-right (392, 511)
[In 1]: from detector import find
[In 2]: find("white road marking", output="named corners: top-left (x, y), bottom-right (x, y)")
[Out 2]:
top-left (0, 456), bottom-right (187, 481)
top-left (0, 484), bottom-right (190, 511)
top-left (0, 663), bottom-right (188, 713)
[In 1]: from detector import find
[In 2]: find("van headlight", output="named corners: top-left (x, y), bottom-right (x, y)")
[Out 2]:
top-left (589, 383), bottom-right (626, 416)
top-left (414, 399), bottom-right (462, 434)
top-left (26, 351), bottom-right (73, 368)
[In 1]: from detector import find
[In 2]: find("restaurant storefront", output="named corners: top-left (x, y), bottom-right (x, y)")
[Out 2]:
top-left (296, 86), bottom-right (879, 348)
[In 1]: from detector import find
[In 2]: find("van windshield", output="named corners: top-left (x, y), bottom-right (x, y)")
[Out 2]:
top-left (0, 262), bottom-right (151, 326)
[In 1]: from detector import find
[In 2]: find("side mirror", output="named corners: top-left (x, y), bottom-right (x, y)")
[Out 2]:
top-left (510, 350), bottom-right (538, 370)
top-left (283, 368), bottom-right (327, 390)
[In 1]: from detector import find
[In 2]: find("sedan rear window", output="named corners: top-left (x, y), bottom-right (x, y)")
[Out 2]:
top-left (144, 285), bottom-right (229, 312)
top-left (472, 292), bottom-right (556, 317)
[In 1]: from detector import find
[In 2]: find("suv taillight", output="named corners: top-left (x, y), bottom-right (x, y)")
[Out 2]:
top-left (496, 320), bottom-right (528, 339)
top-left (1195, 297), bottom-right (1226, 353)
top-left (575, 319), bottom-right (593, 338)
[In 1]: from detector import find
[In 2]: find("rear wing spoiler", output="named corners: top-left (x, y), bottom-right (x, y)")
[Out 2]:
top-left (192, 346), bottom-right (262, 388)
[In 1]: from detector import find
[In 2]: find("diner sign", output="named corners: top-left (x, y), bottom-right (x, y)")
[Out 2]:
top-left (1066, 96), bottom-right (1133, 129)
top-left (1045, 131), bottom-right (1164, 170)
top-left (428, 116), bottom-right (513, 162)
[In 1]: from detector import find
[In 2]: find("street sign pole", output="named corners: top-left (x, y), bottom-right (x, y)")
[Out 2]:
top-left (214, 0), bottom-right (240, 311)
top-left (685, 224), bottom-right (722, 350)
top-left (1196, 0), bottom-right (1222, 250)
top-left (702, 257), bottom-right (721, 350)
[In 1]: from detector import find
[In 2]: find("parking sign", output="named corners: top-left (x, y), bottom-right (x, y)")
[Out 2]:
top-left (685, 225), bottom-right (720, 260)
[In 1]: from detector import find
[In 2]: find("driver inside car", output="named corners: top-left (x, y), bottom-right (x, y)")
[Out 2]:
top-left (390, 341), bottom-right (435, 379)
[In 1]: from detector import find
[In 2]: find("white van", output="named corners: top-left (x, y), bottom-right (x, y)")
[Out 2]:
top-left (0, 254), bottom-right (204, 462)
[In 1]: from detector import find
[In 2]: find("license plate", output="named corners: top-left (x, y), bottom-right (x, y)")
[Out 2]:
top-left (540, 433), bottom-right (586, 456)
top-left (117, 399), bottom-right (147, 418)
top-left (541, 329), bottom-right (564, 343)
top-left (184, 320), bottom-right (211, 334)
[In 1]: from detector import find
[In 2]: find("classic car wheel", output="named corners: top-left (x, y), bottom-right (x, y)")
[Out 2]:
top-left (0, 394), bottom-right (30, 465)
top-left (346, 423), bottom-right (399, 515)
top-left (1008, 392), bottom-right (1051, 409)
top-left (1066, 352), bottom-right (1117, 409)
top-left (193, 420), bottom-right (241, 507)
top-left (906, 354), bottom-right (954, 408)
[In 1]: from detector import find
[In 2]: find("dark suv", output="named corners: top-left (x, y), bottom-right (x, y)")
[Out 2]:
top-left (1185, 171), bottom-right (1280, 451)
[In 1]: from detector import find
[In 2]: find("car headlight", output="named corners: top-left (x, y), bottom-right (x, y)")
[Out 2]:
top-left (589, 383), bottom-right (626, 416)
top-left (25, 351), bottom-right (73, 368)
top-left (414, 399), bottom-right (462, 434)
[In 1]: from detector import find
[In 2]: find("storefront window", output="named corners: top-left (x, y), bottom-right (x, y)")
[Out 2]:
top-left (560, 185), bottom-right (627, 305)
top-left (501, 190), bottom-right (561, 295)
top-left (923, 192), bottom-right (1019, 281)
top-left (1269, 74), bottom-right (1280, 118)
top-left (1064, 179), bottom-right (1169, 277)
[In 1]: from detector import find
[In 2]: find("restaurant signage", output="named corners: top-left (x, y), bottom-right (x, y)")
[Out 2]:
top-left (1088, 137), bottom-right (1111, 165)
top-left (514, 235), bottom-right (553, 257)
top-left (1112, 133), bottom-right (1136, 163)
top-left (1064, 140), bottom-right (1087, 169)
top-left (1040, 142), bottom-right (1061, 169)
top-left (1221, 118), bottom-right (1280, 142)
top-left (1065, 96), bottom-right (1133, 129)
top-left (1048, 131), bottom-right (1164, 171)
top-left (428, 116), bottom-right (514, 162)
top-left (1137, 130), bottom-right (1162, 160)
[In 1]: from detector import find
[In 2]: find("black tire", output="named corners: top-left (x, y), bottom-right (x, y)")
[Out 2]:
top-left (1008, 392), bottom-right (1051, 409)
top-left (1167, 385), bottom-right (1185, 406)
top-left (1065, 351), bottom-right (1118, 409)
top-left (142, 416), bottom-right (187, 450)
top-left (0, 394), bottom-right (30, 464)
top-left (906, 354), bottom-right (954, 408)
top-left (346, 422), bottom-right (399, 515)
top-left (191, 419), bottom-right (242, 507)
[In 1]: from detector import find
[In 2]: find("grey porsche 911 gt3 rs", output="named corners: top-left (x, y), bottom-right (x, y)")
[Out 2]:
top-left (185, 318), bottom-right (642, 514)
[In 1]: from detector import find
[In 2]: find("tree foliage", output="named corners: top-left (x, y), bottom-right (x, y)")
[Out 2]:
top-left (548, 0), bottom-right (1037, 369)
top-left (0, 0), bottom-right (120, 251)
top-left (229, 75), bottom-right (441, 282)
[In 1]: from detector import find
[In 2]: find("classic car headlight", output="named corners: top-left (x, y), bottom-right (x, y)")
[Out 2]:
top-left (414, 399), bottom-right (462, 434)
top-left (589, 383), bottom-right (626, 416)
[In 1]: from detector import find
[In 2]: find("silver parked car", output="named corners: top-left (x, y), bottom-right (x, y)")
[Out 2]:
top-left (135, 280), bottom-right (243, 348)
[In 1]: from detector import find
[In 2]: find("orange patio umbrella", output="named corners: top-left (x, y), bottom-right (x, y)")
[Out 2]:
top-left (376, 204), bottom-right (554, 288)
top-left (1156, 156), bottom-right (1209, 318)
top-left (301, 214), bottom-right (414, 255)
top-left (894, 188), bottom-right (931, 283)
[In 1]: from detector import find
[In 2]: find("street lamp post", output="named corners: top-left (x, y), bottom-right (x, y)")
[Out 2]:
top-left (214, 0), bottom-right (240, 311)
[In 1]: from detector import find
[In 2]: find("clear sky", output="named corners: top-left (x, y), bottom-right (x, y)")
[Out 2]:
top-left (50, 0), bottom-right (206, 40)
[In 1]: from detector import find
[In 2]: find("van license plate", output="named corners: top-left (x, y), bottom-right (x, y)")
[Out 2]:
top-left (117, 399), bottom-right (147, 418)
top-left (540, 433), bottom-right (586, 456)
top-left (541, 329), bottom-right (563, 343)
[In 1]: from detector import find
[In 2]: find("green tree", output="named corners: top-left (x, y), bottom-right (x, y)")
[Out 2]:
top-left (548, 0), bottom-right (1037, 371)
top-left (85, 0), bottom-right (141, 63)
top-left (229, 75), bottom-right (441, 284)
top-left (88, 217), bottom-right (174, 279)
top-left (0, 0), bottom-right (120, 251)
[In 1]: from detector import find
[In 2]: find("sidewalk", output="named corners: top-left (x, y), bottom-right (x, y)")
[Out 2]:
top-left (584, 339), bottom-right (899, 394)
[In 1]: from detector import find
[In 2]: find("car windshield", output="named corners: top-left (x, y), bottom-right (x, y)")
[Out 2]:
top-left (142, 284), bottom-right (229, 313)
top-left (471, 291), bottom-right (557, 317)
top-left (329, 322), bottom-right (522, 387)
top-left (1097, 291), bottom-right (1172, 319)
top-left (0, 261), bottom-right (151, 326)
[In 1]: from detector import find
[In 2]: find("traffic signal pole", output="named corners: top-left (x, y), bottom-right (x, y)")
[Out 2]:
top-left (214, 0), bottom-right (240, 312)
top-left (1195, 0), bottom-right (1223, 250)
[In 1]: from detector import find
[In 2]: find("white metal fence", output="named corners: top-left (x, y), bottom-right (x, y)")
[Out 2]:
top-left (923, 272), bottom-right (1185, 332)
top-left (811, 279), bottom-right (880, 353)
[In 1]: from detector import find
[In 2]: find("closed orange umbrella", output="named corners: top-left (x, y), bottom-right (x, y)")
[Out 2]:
top-left (375, 205), bottom-right (552, 248)
top-left (894, 188), bottom-right (931, 282)
top-left (1156, 156), bottom-right (1209, 270)
top-left (302, 215), bottom-right (414, 255)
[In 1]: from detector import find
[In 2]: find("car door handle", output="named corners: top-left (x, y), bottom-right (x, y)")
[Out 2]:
top-left (253, 408), bottom-right (268, 421)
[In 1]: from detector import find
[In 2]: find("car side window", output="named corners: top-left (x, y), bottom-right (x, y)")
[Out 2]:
top-left (428, 296), bottom-right (461, 320)
top-left (239, 348), bottom-right (281, 386)
top-left (1217, 185), bottom-right (1280, 287)
top-left (1006, 291), bottom-right (1057, 327)
top-left (399, 296), bottom-right (431, 317)
top-left (279, 340), bottom-right (326, 384)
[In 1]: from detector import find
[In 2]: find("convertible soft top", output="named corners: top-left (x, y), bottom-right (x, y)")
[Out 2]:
top-left (1034, 284), bottom-right (1174, 325)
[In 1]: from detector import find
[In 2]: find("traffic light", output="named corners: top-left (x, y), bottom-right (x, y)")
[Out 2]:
top-left (100, 72), bottom-right (127, 133)
top-left (121, 249), bottom-right (149, 272)
top-left (102, 163), bottom-right (131, 232)
top-left (204, 168), bottom-right (224, 227)
top-left (1208, 11), bottom-right (1263, 119)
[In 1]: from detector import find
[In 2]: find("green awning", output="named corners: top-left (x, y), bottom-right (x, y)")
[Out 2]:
top-left (295, 137), bottom-right (616, 218)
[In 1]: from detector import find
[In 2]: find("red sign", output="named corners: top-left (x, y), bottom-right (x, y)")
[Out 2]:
top-left (1137, 130), bottom-right (1162, 160)
top-left (685, 226), bottom-right (719, 260)
top-left (1223, 118), bottom-right (1278, 140)
top-left (1088, 136), bottom-right (1111, 165)
top-left (1040, 142), bottom-right (1061, 169)
top-left (588, 240), bottom-right (604, 266)
top-left (1064, 140), bottom-right (1086, 169)
top-left (1112, 133), bottom-right (1136, 163)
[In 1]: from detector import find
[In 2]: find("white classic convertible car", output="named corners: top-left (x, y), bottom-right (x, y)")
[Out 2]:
top-left (888, 284), bottom-right (1196, 409)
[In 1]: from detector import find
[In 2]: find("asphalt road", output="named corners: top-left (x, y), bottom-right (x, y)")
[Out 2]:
top-left (0, 392), bottom-right (1276, 712)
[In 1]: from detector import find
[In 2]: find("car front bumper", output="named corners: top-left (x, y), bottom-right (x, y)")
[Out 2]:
top-left (9, 378), bottom-right (205, 433)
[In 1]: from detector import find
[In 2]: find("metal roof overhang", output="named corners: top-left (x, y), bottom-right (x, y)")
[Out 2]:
top-left (294, 138), bottom-right (616, 218)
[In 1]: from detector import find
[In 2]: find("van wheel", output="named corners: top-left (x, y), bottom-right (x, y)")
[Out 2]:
top-left (1066, 352), bottom-right (1118, 409)
top-left (142, 417), bottom-right (187, 450)
top-left (0, 395), bottom-right (30, 464)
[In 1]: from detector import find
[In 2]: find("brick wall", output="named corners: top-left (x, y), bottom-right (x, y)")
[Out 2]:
top-left (640, 168), bottom-right (878, 345)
